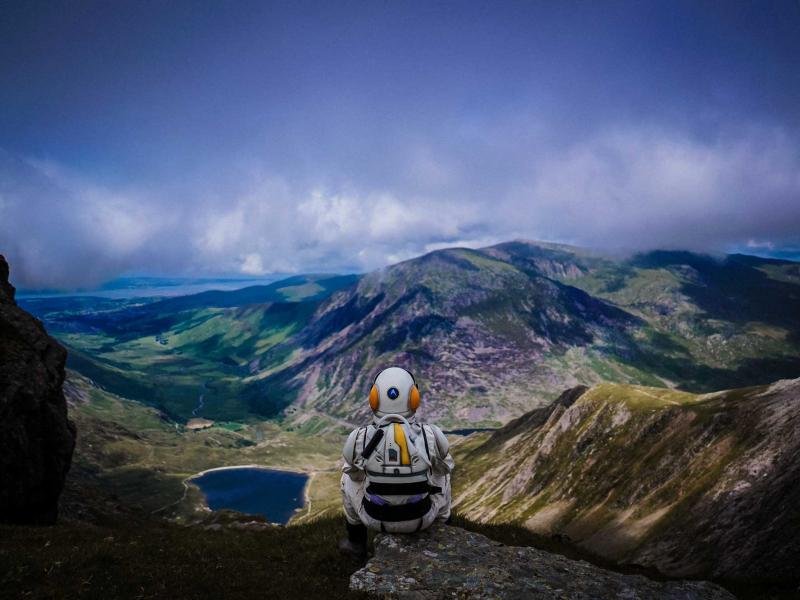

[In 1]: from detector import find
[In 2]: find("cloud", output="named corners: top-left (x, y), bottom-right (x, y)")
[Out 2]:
top-left (239, 253), bottom-right (266, 275)
top-left (0, 150), bottom-right (170, 288)
top-left (746, 239), bottom-right (776, 251)
top-left (501, 126), bottom-right (800, 253)
top-left (1, 122), bottom-right (799, 290)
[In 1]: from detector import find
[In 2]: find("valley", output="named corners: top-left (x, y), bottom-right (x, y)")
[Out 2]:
top-left (60, 370), bottom-right (344, 525)
top-left (10, 241), bottom-right (800, 596)
top-left (25, 241), bottom-right (800, 431)
top-left (6, 5), bottom-right (799, 596)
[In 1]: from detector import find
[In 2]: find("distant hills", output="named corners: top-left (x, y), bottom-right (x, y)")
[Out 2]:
top-left (451, 378), bottom-right (800, 582)
top-left (21, 273), bottom-right (359, 337)
top-left (250, 241), bottom-right (800, 427)
top-left (22, 240), bottom-right (800, 428)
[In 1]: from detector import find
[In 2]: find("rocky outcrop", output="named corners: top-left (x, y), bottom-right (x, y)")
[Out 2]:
top-left (350, 525), bottom-right (734, 599)
top-left (0, 255), bottom-right (75, 523)
top-left (453, 380), bottom-right (800, 581)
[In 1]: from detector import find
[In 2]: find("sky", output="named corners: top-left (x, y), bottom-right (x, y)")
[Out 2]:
top-left (1, 0), bottom-right (799, 289)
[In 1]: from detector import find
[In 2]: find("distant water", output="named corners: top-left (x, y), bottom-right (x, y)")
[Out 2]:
top-left (17, 276), bottom-right (283, 300)
top-left (191, 467), bottom-right (308, 524)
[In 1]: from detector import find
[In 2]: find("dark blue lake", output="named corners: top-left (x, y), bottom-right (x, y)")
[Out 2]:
top-left (192, 467), bottom-right (308, 524)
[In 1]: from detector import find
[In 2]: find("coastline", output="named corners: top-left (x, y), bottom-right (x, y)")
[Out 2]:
top-left (186, 463), bottom-right (308, 482)
top-left (296, 471), bottom-right (316, 523)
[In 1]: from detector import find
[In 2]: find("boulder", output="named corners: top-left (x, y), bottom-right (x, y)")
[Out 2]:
top-left (0, 255), bottom-right (76, 523)
top-left (350, 524), bottom-right (735, 599)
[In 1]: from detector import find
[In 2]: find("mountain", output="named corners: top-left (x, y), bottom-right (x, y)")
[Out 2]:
top-left (251, 246), bottom-right (640, 426)
top-left (0, 255), bottom-right (75, 523)
top-left (24, 240), bottom-right (800, 428)
top-left (249, 241), bottom-right (800, 427)
top-left (487, 242), bottom-right (800, 390)
top-left (451, 379), bottom-right (800, 582)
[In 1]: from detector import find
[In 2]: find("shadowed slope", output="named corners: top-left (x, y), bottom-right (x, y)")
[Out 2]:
top-left (0, 255), bottom-right (75, 524)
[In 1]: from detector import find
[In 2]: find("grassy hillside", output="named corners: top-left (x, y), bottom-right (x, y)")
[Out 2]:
top-left (24, 274), bottom-right (358, 421)
top-left (2, 509), bottom-right (793, 599)
top-left (452, 378), bottom-right (800, 582)
top-left (488, 243), bottom-right (800, 390)
top-left (61, 371), bottom-right (344, 524)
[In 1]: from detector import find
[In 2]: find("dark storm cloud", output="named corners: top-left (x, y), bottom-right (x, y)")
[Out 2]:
top-left (0, 1), bottom-right (799, 288)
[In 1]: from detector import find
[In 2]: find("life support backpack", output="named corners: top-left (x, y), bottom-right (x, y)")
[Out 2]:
top-left (355, 414), bottom-right (442, 524)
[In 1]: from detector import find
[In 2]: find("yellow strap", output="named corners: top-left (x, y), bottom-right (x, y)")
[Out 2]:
top-left (393, 423), bottom-right (411, 465)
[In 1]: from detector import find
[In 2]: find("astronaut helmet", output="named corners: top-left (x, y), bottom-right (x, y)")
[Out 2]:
top-left (368, 366), bottom-right (420, 418)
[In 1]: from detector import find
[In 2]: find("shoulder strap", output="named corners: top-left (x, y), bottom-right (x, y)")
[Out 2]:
top-left (420, 423), bottom-right (431, 462)
top-left (355, 427), bottom-right (367, 460)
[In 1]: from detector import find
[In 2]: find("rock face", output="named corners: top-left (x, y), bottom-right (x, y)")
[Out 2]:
top-left (0, 255), bottom-right (75, 523)
top-left (453, 380), bottom-right (800, 581)
top-left (350, 525), bottom-right (734, 599)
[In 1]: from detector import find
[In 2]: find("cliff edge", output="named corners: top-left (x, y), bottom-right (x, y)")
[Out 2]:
top-left (0, 255), bottom-right (76, 523)
top-left (351, 524), bottom-right (734, 599)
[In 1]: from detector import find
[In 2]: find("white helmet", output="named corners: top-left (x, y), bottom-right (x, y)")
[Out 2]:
top-left (368, 366), bottom-right (420, 418)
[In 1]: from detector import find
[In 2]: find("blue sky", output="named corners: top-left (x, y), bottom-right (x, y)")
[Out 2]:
top-left (1, 0), bottom-right (799, 288)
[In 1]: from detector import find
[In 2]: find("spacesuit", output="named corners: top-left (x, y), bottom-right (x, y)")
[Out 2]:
top-left (339, 366), bottom-right (454, 557)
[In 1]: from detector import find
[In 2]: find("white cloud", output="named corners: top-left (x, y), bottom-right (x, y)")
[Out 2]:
top-left (746, 239), bottom-right (776, 250)
top-left (240, 253), bottom-right (266, 275)
top-left (506, 126), bottom-right (800, 252)
top-left (423, 237), bottom-right (503, 253)
top-left (1, 123), bottom-right (799, 290)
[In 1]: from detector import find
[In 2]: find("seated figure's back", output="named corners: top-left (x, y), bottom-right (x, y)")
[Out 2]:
top-left (339, 367), bottom-right (454, 555)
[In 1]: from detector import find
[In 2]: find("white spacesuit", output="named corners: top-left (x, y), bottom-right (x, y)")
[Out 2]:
top-left (339, 367), bottom-right (454, 556)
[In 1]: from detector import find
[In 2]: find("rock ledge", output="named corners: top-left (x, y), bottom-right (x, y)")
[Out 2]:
top-left (350, 524), bottom-right (734, 599)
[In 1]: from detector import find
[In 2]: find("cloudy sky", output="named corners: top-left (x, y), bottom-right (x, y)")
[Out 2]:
top-left (1, 0), bottom-right (799, 289)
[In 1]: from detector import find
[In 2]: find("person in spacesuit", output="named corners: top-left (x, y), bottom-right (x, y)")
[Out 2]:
top-left (339, 366), bottom-right (454, 557)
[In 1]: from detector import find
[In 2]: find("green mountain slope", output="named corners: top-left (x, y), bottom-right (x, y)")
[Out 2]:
top-left (25, 274), bottom-right (358, 420)
top-left (249, 242), bottom-right (800, 427)
top-left (60, 370), bottom-right (344, 523)
top-left (451, 378), bottom-right (800, 582)
top-left (488, 242), bottom-right (800, 389)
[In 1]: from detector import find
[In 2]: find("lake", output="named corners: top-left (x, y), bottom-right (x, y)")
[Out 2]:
top-left (191, 467), bottom-right (308, 524)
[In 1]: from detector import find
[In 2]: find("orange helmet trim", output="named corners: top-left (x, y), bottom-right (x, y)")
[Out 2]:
top-left (409, 384), bottom-right (420, 411)
top-left (369, 385), bottom-right (380, 410)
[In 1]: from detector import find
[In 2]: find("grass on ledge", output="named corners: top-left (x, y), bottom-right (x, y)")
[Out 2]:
top-left (0, 516), bottom-right (368, 600)
top-left (1, 514), bottom-right (796, 600)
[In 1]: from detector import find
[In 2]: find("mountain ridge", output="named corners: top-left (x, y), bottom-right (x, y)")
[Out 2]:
top-left (249, 241), bottom-right (800, 426)
top-left (451, 378), bottom-right (800, 581)
top-left (19, 240), bottom-right (800, 428)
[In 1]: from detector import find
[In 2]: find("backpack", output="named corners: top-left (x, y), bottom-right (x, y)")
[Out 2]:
top-left (356, 414), bottom-right (442, 524)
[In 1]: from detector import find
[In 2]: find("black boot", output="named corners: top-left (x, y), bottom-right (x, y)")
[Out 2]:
top-left (338, 521), bottom-right (367, 559)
